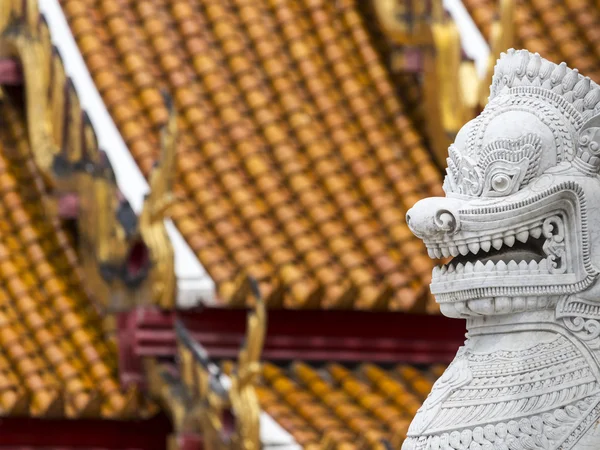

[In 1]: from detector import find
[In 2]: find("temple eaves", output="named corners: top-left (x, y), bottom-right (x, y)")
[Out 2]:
top-left (40, 0), bottom-right (215, 308)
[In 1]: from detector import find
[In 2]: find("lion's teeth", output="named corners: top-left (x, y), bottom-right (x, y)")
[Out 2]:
top-left (504, 235), bottom-right (516, 247)
top-left (516, 230), bottom-right (529, 243)
top-left (474, 260), bottom-right (485, 272)
top-left (492, 238), bottom-right (503, 250)
top-left (464, 262), bottom-right (474, 274)
top-left (468, 242), bottom-right (480, 254)
top-left (530, 226), bottom-right (542, 239)
top-left (433, 257), bottom-right (548, 280)
top-left (480, 240), bottom-right (491, 252)
top-left (496, 260), bottom-right (507, 272)
top-left (428, 218), bottom-right (561, 283)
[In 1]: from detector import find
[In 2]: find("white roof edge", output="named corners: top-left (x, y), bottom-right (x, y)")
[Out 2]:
top-left (443, 0), bottom-right (490, 76)
top-left (39, 0), bottom-right (215, 308)
top-left (218, 375), bottom-right (300, 449)
top-left (259, 413), bottom-right (302, 449)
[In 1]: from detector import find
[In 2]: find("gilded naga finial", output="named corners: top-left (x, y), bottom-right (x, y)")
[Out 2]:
top-left (139, 92), bottom-right (177, 309)
top-left (374, 0), bottom-right (516, 165)
top-left (147, 93), bottom-right (177, 220)
top-left (0, 0), bottom-right (58, 182)
top-left (229, 278), bottom-right (266, 450)
top-left (425, 0), bottom-right (516, 161)
top-left (200, 278), bottom-right (266, 450)
top-left (149, 277), bottom-right (267, 450)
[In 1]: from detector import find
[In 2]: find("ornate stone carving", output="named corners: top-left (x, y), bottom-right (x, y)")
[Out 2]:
top-left (405, 49), bottom-right (600, 449)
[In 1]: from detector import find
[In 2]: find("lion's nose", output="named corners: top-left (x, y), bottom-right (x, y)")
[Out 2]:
top-left (406, 197), bottom-right (463, 239)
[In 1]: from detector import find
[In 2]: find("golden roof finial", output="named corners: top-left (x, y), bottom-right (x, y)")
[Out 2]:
top-left (0, 0), bottom-right (58, 183)
top-left (162, 280), bottom-right (266, 449)
top-left (373, 0), bottom-right (440, 46)
top-left (229, 277), bottom-right (266, 450)
top-left (139, 92), bottom-right (177, 309)
top-left (423, 0), bottom-right (515, 162)
top-left (478, 0), bottom-right (515, 103)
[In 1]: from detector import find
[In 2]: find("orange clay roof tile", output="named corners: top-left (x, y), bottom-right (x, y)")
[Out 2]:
top-left (464, 0), bottom-right (600, 82)
top-left (0, 97), bottom-right (142, 419)
top-left (61, 0), bottom-right (443, 311)
top-left (254, 361), bottom-right (446, 449)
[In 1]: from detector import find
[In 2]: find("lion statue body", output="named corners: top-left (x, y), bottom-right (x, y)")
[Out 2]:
top-left (405, 49), bottom-right (600, 450)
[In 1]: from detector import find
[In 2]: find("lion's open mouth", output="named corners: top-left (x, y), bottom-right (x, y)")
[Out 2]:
top-left (425, 214), bottom-right (568, 283)
top-left (409, 183), bottom-right (597, 313)
top-left (433, 231), bottom-right (551, 280)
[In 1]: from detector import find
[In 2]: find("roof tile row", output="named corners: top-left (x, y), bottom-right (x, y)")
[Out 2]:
top-left (256, 362), bottom-right (445, 449)
top-left (61, 0), bottom-right (443, 311)
top-left (464, 0), bottom-right (600, 82)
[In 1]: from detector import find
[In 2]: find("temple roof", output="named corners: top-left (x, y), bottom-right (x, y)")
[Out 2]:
top-left (0, 96), bottom-right (142, 419)
top-left (254, 361), bottom-right (445, 449)
top-left (463, 0), bottom-right (600, 82)
top-left (60, 0), bottom-right (443, 312)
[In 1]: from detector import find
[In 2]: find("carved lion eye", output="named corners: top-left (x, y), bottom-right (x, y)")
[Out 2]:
top-left (490, 173), bottom-right (511, 193)
top-left (482, 163), bottom-right (524, 198)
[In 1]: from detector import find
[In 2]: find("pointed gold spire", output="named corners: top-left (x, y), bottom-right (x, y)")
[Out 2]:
top-left (0, 0), bottom-right (58, 183)
top-left (139, 92), bottom-right (177, 309)
top-left (479, 0), bottom-right (515, 103)
top-left (229, 278), bottom-right (265, 450)
top-left (375, 0), bottom-right (516, 164)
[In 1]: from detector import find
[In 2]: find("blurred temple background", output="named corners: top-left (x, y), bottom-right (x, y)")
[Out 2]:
top-left (0, 0), bottom-right (571, 448)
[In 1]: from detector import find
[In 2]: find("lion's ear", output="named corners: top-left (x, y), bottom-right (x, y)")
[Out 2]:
top-left (574, 114), bottom-right (600, 175)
